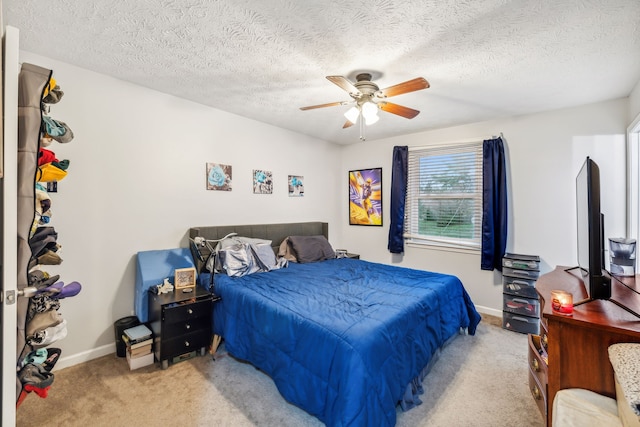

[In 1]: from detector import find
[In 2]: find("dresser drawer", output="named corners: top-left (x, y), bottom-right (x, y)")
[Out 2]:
top-left (529, 366), bottom-right (547, 419)
top-left (528, 334), bottom-right (548, 386)
top-left (161, 330), bottom-right (211, 356)
top-left (162, 298), bottom-right (212, 325)
top-left (503, 294), bottom-right (540, 317)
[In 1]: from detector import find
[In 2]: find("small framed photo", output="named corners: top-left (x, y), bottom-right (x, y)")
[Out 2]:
top-left (174, 267), bottom-right (196, 289)
top-left (206, 162), bottom-right (232, 191)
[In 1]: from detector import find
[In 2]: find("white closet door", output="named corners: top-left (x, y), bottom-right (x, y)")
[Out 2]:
top-left (2, 25), bottom-right (20, 427)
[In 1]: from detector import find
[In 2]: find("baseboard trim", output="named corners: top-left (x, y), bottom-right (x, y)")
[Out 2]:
top-left (474, 305), bottom-right (502, 319)
top-left (53, 343), bottom-right (116, 371)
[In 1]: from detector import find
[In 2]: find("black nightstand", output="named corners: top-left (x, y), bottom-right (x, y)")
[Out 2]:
top-left (147, 287), bottom-right (216, 369)
top-left (346, 253), bottom-right (360, 259)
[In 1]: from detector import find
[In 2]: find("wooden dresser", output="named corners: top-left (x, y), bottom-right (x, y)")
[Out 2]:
top-left (531, 267), bottom-right (640, 426)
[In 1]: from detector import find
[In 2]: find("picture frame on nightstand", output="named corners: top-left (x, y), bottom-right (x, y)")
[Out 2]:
top-left (174, 267), bottom-right (196, 290)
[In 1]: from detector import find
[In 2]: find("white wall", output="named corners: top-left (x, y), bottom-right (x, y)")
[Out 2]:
top-left (20, 51), bottom-right (342, 368)
top-left (338, 99), bottom-right (629, 316)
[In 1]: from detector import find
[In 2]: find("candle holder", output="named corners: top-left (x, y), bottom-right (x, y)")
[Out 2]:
top-left (551, 290), bottom-right (573, 315)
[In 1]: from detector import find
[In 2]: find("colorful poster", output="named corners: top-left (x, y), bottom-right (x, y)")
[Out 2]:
top-left (349, 168), bottom-right (382, 226)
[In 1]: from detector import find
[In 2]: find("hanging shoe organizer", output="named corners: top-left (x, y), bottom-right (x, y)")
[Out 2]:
top-left (15, 63), bottom-right (82, 407)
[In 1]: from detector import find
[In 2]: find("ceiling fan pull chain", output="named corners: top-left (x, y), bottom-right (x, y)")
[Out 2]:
top-left (359, 111), bottom-right (366, 141)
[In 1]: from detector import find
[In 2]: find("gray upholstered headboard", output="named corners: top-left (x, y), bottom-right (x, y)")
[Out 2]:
top-left (188, 222), bottom-right (328, 273)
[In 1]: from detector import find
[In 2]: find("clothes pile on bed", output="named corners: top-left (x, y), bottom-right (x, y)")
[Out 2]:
top-left (196, 233), bottom-right (481, 427)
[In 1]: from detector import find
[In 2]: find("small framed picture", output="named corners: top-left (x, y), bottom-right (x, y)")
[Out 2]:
top-left (174, 267), bottom-right (196, 289)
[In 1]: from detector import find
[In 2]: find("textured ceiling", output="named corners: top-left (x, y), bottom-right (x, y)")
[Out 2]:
top-left (3, 0), bottom-right (640, 144)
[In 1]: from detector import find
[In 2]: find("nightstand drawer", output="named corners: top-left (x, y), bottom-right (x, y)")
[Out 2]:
top-left (162, 298), bottom-right (211, 325)
top-left (164, 318), bottom-right (209, 337)
top-left (162, 330), bottom-right (211, 356)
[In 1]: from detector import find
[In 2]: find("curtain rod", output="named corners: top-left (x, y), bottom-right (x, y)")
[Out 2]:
top-left (408, 133), bottom-right (503, 151)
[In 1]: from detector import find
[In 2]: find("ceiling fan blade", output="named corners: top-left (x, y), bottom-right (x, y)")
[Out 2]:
top-left (343, 120), bottom-right (355, 129)
top-left (378, 77), bottom-right (430, 98)
top-left (378, 102), bottom-right (421, 119)
top-left (326, 76), bottom-right (361, 96)
top-left (300, 101), bottom-right (347, 111)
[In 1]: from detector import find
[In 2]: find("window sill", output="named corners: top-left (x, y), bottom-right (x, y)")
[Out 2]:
top-left (405, 240), bottom-right (481, 256)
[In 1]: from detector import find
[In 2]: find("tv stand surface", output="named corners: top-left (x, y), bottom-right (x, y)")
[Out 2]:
top-left (534, 266), bottom-right (640, 426)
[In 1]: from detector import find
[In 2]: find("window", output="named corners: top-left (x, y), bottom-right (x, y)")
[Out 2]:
top-left (404, 141), bottom-right (483, 250)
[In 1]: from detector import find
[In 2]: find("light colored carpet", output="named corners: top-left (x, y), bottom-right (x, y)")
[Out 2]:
top-left (16, 318), bottom-right (544, 426)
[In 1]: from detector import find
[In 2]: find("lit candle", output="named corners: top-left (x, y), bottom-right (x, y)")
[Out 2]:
top-left (551, 290), bottom-right (573, 315)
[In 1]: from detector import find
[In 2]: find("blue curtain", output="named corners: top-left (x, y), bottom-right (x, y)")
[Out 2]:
top-left (481, 137), bottom-right (508, 271)
top-left (388, 146), bottom-right (408, 253)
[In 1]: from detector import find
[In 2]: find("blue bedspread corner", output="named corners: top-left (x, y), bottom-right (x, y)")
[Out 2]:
top-left (464, 290), bottom-right (482, 335)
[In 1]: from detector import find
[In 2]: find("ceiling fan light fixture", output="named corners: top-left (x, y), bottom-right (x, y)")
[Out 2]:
top-left (344, 106), bottom-right (360, 124)
top-left (364, 113), bottom-right (379, 125)
top-left (362, 102), bottom-right (379, 125)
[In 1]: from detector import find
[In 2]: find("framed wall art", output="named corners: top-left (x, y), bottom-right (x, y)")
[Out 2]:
top-left (288, 175), bottom-right (304, 197)
top-left (206, 163), bottom-right (232, 191)
top-left (349, 168), bottom-right (382, 226)
top-left (253, 169), bottom-right (273, 194)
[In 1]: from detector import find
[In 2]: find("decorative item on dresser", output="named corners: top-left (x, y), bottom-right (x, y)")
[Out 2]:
top-left (502, 253), bottom-right (541, 334)
top-left (530, 266), bottom-right (640, 426)
top-left (147, 286), bottom-right (218, 370)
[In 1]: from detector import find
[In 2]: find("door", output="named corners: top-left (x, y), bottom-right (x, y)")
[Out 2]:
top-left (2, 25), bottom-right (20, 427)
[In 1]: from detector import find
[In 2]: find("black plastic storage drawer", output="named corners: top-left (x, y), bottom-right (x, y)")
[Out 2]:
top-left (502, 253), bottom-right (541, 271)
top-left (502, 266), bottom-right (540, 280)
top-left (503, 294), bottom-right (540, 317)
top-left (503, 312), bottom-right (540, 334)
top-left (503, 276), bottom-right (538, 299)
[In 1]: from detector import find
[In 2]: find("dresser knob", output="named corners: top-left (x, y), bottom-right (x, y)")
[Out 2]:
top-left (541, 333), bottom-right (548, 348)
top-left (185, 324), bottom-right (191, 330)
top-left (185, 341), bottom-right (190, 347)
top-left (187, 308), bottom-right (193, 315)
top-left (531, 358), bottom-right (540, 372)
top-left (531, 385), bottom-right (541, 400)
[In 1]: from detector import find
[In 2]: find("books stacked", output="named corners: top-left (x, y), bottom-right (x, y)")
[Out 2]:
top-left (122, 324), bottom-right (153, 370)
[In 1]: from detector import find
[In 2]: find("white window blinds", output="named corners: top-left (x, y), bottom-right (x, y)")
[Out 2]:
top-left (404, 142), bottom-right (483, 249)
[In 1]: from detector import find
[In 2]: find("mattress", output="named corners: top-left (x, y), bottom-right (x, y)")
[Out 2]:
top-left (210, 258), bottom-right (481, 426)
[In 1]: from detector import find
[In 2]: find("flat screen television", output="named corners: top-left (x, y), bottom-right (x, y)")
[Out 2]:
top-left (575, 156), bottom-right (611, 301)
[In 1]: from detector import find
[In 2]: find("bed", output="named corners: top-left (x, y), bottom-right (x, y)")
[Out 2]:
top-left (188, 222), bottom-right (481, 426)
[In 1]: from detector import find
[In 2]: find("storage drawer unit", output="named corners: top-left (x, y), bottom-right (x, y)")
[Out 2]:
top-left (148, 286), bottom-right (215, 369)
top-left (502, 253), bottom-right (541, 334)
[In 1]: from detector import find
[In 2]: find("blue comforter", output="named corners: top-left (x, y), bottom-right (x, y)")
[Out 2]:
top-left (210, 258), bottom-right (480, 426)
